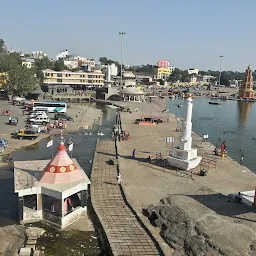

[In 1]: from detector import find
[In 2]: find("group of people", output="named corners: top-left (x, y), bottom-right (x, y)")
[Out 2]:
top-left (2, 110), bottom-right (10, 116)
top-left (203, 134), bottom-right (209, 142)
top-left (47, 120), bottom-right (67, 131)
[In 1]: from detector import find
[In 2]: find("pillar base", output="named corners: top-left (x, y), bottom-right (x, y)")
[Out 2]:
top-left (166, 150), bottom-right (202, 171)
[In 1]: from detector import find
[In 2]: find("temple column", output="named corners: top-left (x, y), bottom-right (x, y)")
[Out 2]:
top-left (81, 190), bottom-right (88, 207)
top-left (37, 194), bottom-right (42, 211)
top-left (18, 197), bottom-right (24, 222)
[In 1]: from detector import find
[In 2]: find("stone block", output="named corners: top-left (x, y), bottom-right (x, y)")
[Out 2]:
top-left (19, 247), bottom-right (32, 256)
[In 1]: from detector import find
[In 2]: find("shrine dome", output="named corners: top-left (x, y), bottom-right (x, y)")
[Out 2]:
top-left (39, 141), bottom-right (84, 184)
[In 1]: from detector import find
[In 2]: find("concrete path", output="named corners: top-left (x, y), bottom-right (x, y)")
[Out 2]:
top-left (90, 139), bottom-right (162, 256)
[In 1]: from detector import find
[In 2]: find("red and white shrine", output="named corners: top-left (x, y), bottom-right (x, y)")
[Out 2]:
top-left (14, 139), bottom-right (91, 229)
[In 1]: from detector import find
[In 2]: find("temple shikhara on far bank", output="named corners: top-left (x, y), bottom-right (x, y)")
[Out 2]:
top-left (239, 65), bottom-right (255, 99)
top-left (14, 137), bottom-right (90, 229)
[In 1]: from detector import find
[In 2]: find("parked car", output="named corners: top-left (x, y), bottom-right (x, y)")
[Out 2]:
top-left (29, 115), bottom-right (49, 125)
top-left (29, 111), bottom-right (47, 119)
top-left (54, 113), bottom-right (73, 121)
top-left (0, 139), bottom-right (8, 148)
top-left (16, 128), bottom-right (39, 140)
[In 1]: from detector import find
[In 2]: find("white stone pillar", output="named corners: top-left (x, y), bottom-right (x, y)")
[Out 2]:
top-left (179, 97), bottom-right (193, 150)
top-left (134, 95), bottom-right (136, 101)
top-left (107, 65), bottom-right (111, 82)
top-left (129, 96), bottom-right (131, 101)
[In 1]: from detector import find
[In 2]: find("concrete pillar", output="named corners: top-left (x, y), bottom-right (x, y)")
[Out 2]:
top-left (81, 190), bottom-right (87, 207)
top-left (18, 197), bottom-right (24, 222)
top-left (61, 199), bottom-right (65, 217)
top-left (37, 194), bottom-right (42, 210)
top-left (129, 96), bottom-right (131, 101)
top-left (134, 95), bottom-right (136, 101)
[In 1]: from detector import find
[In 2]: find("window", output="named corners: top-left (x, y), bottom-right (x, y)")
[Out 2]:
top-left (57, 79), bottom-right (62, 83)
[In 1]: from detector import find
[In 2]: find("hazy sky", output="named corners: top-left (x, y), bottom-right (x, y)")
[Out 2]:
top-left (1, 0), bottom-right (256, 71)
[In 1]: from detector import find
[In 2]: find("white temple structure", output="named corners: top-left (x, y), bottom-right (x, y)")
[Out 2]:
top-left (14, 138), bottom-right (90, 229)
top-left (166, 97), bottom-right (202, 170)
top-left (104, 65), bottom-right (114, 88)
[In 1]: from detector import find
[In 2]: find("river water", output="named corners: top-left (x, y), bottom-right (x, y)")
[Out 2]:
top-left (2, 104), bottom-right (117, 256)
top-left (167, 98), bottom-right (256, 172)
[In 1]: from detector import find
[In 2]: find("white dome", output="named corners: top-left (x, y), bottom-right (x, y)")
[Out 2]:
top-left (119, 86), bottom-right (144, 95)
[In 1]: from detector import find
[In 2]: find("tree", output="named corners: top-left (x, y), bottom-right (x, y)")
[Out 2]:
top-left (3, 65), bottom-right (38, 95)
top-left (220, 74), bottom-right (230, 87)
top-left (99, 57), bottom-right (108, 65)
top-left (0, 39), bottom-right (7, 54)
top-left (53, 60), bottom-right (68, 71)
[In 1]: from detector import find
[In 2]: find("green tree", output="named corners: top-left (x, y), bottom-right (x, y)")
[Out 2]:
top-left (4, 65), bottom-right (37, 95)
top-left (99, 57), bottom-right (108, 65)
top-left (53, 60), bottom-right (68, 71)
top-left (0, 39), bottom-right (7, 53)
top-left (220, 74), bottom-right (230, 87)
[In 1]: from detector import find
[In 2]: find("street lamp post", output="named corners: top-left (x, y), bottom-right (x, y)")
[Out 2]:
top-left (119, 32), bottom-right (126, 89)
top-left (219, 55), bottom-right (224, 86)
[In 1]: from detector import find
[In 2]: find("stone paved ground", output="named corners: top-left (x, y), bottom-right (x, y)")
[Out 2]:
top-left (116, 99), bottom-right (256, 256)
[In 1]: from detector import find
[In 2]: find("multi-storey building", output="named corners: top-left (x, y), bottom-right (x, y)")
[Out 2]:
top-left (153, 60), bottom-right (172, 80)
top-left (42, 69), bottom-right (105, 93)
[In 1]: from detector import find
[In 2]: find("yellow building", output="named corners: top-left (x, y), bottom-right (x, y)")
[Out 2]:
top-left (0, 72), bottom-right (8, 88)
top-left (43, 69), bottom-right (105, 89)
top-left (154, 67), bottom-right (171, 80)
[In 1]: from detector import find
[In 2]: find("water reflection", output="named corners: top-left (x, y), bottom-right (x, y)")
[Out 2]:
top-left (237, 102), bottom-right (253, 128)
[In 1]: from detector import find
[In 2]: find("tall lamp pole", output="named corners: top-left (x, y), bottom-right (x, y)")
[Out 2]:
top-left (119, 32), bottom-right (126, 89)
top-left (219, 55), bottom-right (224, 86)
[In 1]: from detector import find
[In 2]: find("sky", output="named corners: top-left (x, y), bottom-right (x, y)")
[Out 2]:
top-left (1, 0), bottom-right (256, 71)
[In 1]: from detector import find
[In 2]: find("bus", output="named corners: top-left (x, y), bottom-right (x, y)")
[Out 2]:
top-left (32, 101), bottom-right (67, 113)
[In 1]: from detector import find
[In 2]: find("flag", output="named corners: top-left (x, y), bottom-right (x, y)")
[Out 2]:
top-left (47, 140), bottom-right (53, 147)
top-left (68, 143), bottom-right (73, 152)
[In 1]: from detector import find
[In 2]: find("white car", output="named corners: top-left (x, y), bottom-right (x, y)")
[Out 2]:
top-left (29, 111), bottom-right (47, 118)
top-left (29, 115), bottom-right (49, 125)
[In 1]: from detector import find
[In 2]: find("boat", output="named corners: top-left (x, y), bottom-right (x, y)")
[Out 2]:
top-left (209, 100), bottom-right (223, 105)
top-left (98, 132), bottom-right (104, 136)
top-left (169, 95), bottom-right (175, 99)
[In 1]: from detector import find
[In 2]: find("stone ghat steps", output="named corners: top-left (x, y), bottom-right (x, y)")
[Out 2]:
top-left (91, 140), bottom-right (162, 256)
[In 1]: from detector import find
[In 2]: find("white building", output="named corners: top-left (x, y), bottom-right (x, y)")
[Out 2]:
top-left (170, 66), bottom-right (175, 73)
top-left (188, 68), bottom-right (199, 75)
top-left (109, 63), bottom-right (118, 77)
top-left (56, 50), bottom-right (69, 61)
top-left (202, 75), bottom-right (216, 83)
top-left (122, 71), bottom-right (136, 87)
top-left (22, 58), bottom-right (35, 69)
top-left (32, 51), bottom-right (47, 59)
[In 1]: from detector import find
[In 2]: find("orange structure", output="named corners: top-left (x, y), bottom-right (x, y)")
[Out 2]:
top-left (239, 65), bottom-right (255, 99)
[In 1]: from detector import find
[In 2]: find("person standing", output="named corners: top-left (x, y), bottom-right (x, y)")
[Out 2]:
top-left (206, 134), bottom-right (209, 142)
top-left (240, 154), bottom-right (244, 165)
top-left (132, 149), bottom-right (136, 159)
top-left (203, 134), bottom-right (206, 142)
top-left (117, 173), bottom-right (122, 184)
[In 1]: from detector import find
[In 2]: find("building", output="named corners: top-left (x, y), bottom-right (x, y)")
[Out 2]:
top-left (136, 75), bottom-right (152, 85)
top-left (43, 69), bottom-right (105, 93)
top-left (0, 72), bottom-right (8, 88)
top-left (79, 57), bottom-right (96, 71)
top-left (153, 60), bottom-right (171, 80)
top-left (122, 71), bottom-right (136, 87)
top-left (32, 51), bottom-right (47, 59)
top-left (239, 65), bottom-right (255, 99)
top-left (56, 50), bottom-right (69, 61)
top-left (64, 57), bottom-right (79, 70)
top-left (188, 68), bottom-right (199, 75)
top-left (109, 63), bottom-right (118, 77)
top-left (14, 138), bottom-right (90, 229)
top-left (21, 58), bottom-right (35, 69)
top-left (190, 75), bottom-right (198, 84)
top-left (202, 75), bottom-right (216, 83)
top-left (119, 85), bottom-right (145, 102)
